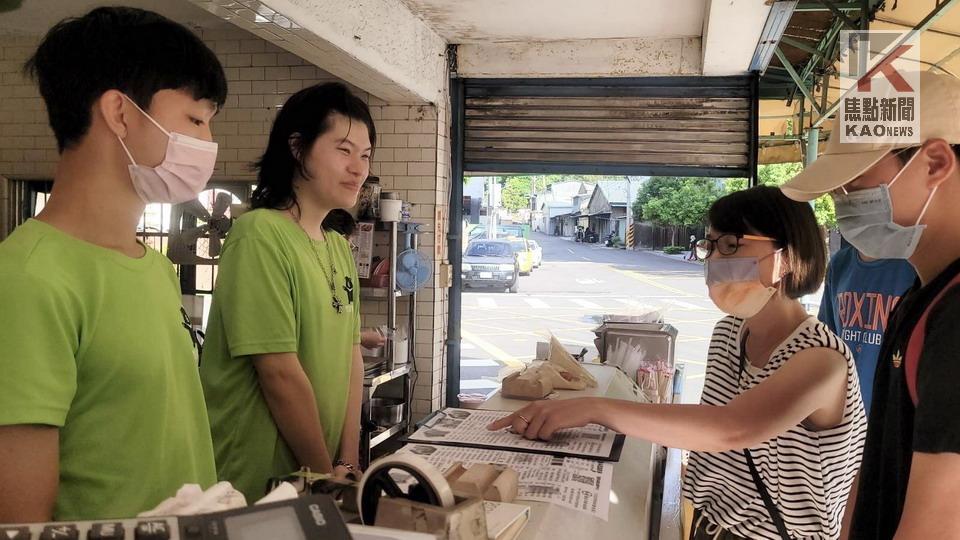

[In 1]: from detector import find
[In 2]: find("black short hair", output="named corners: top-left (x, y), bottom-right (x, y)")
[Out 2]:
top-left (708, 185), bottom-right (826, 299)
top-left (323, 209), bottom-right (357, 236)
top-left (895, 143), bottom-right (960, 165)
top-left (24, 6), bottom-right (228, 152)
top-left (251, 82), bottom-right (376, 215)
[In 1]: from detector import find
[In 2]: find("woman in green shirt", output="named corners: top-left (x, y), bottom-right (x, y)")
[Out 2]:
top-left (200, 83), bottom-right (375, 501)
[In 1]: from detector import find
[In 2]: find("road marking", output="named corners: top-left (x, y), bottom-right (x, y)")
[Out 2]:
top-left (465, 313), bottom-right (585, 326)
top-left (615, 298), bottom-right (642, 307)
top-left (576, 278), bottom-right (602, 285)
top-left (460, 359), bottom-right (500, 367)
top-left (567, 248), bottom-right (575, 254)
top-left (581, 256), bottom-right (592, 261)
top-left (460, 342), bottom-right (476, 350)
top-left (610, 267), bottom-right (697, 297)
top-left (477, 297), bottom-right (497, 309)
top-left (664, 298), bottom-right (704, 310)
top-left (571, 298), bottom-right (603, 310)
top-left (523, 298), bottom-right (550, 309)
top-left (461, 329), bottom-right (525, 368)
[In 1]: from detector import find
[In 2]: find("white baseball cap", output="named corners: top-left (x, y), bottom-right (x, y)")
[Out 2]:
top-left (781, 71), bottom-right (960, 202)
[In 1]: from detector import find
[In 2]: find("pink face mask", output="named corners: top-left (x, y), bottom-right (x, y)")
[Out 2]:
top-left (704, 250), bottom-right (783, 319)
top-left (116, 95), bottom-right (218, 204)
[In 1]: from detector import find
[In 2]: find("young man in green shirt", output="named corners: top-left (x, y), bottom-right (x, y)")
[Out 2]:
top-left (0, 7), bottom-right (227, 522)
top-left (200, 83), bottom-right (373, 501)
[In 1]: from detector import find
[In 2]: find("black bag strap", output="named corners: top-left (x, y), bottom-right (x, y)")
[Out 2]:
top-left (743, 448), bottom-right (791, 540)
top-left (737, 328), bottom-right (791, 540)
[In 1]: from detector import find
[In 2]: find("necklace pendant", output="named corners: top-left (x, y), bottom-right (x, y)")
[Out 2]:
top-left (332, 296), bottom-right (344, 314)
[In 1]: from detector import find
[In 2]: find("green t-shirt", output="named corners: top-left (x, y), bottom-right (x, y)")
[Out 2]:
top-left (200, 209), bottom-right (360, 501)
top-left (0, 219), bottom-right (216, 520)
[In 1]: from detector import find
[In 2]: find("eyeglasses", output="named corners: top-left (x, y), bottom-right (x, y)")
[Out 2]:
top-left (695, 234), bottom-right (777, 260)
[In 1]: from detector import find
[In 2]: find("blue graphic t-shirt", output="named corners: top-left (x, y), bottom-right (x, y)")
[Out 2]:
top-left (818, 245), bottom-right (916, 414)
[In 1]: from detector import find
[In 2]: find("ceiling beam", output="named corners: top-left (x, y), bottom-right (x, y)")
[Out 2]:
top-left (186, 0), bottom-right (447, 103)
top-left (780, 35), bottom-right (821, 56)
top-left (813, 0), bottom-right (960, 127)
top-left (815, 0), bottom-right (860, 29)
top-left (774, 46), bottom-right (822, 115)
top-left (795, 2), bottom-right (862, 11)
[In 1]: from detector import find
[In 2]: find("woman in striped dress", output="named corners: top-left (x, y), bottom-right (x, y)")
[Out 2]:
top-left (490, 186), bottom-right (867, 539)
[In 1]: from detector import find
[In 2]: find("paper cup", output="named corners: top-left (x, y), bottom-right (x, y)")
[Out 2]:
top-left (380, 199), bottom-right (403, 222)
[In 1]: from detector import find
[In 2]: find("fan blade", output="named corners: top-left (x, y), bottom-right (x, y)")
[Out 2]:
top-left (178, 225), bottom-right (210, 246)
top-left (212, 192), bottom-right (233, 218)
top-left (180, 199), bottom-right (211, 221)
top-left (396, 250), bottom-right (431, 292)
top-left (209, 234), bottom-right (223, 257)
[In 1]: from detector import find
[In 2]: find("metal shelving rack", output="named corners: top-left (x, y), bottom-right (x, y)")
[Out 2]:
top-left (360, 221), bottom-right (421, 468)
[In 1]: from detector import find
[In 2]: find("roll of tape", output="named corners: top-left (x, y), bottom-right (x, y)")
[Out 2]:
top-left (357, 453), bottom-right (456, 525)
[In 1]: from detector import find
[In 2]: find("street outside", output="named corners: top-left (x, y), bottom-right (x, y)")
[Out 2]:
top-left (458, 232), bottom-right (722, 404)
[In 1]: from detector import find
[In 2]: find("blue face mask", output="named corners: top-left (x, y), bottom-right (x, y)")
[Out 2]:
top-left (834, 152), bottom-right (937, 260)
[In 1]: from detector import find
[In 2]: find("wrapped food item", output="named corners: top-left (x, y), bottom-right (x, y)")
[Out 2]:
top-left (547, 334), bottom-right (598, 388)
top-left (502, 367), bottom-right (554, 400)
top-left (538, 363), bottom-right (588, 391)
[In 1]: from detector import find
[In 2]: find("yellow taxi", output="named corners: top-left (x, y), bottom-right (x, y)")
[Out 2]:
top-left (507, 237), bottom-right (536, 275)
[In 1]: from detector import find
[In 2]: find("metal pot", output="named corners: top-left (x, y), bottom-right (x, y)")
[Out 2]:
top-left (369, 398), bottom-right (405, 428)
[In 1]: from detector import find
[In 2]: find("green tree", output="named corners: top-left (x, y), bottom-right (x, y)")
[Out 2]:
top-left (640, 178), bottom-right (724, 245)
top-left (813, 195), bottom-right (836, 229)
top-left (760, 161), bottom-right (803, 185)
top-left (500, 174), bottom-right (625, 212)
top-left (500, 176), bottom-right (534, 212)
top-left (723, 162), bottom-right (835, 227)
top-left (632, 176), bottom-right (685, 221)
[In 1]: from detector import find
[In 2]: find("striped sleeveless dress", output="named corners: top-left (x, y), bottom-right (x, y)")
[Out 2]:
top-left (682, 316), bottom-right (867, 539)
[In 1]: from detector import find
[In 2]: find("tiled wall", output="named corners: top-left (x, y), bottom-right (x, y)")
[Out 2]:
top-left (0, 35), bottom-right (57, 180)
top-left (0, 175), bottom-right (10, 240)
top-left (0, 24), bottom-right (450, 418)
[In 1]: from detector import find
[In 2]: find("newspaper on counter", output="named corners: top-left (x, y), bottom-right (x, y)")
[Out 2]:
top-left (407, 407), bottom-right (625, 461)
top-left (395, 443), bottom-right (613, 521)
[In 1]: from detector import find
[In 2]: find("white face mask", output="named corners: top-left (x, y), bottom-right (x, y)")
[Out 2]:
top-left (705, 251), bottom-right (783, 319)
top-left (834, 151), bottom-right (937, 260)
top-left (116, 95), bottom-right (218, 204)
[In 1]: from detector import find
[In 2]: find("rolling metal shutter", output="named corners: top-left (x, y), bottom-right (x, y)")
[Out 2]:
top-left (462, 76), bottom-right (758, 178)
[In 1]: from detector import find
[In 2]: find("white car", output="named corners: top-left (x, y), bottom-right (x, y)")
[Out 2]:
top-left (528, 240), bottom-right (543, 268)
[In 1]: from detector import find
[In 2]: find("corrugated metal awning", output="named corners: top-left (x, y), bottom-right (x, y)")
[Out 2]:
top-left (462, 76), bottom-right (758, 178)
top-left (758, 1), bottom-right (960, 164)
